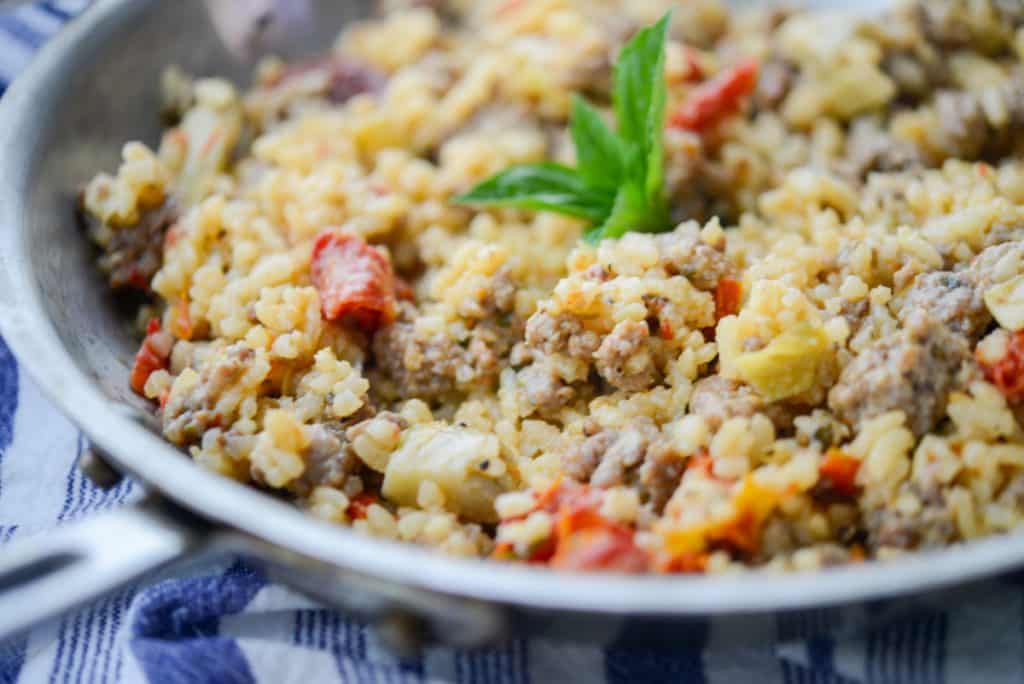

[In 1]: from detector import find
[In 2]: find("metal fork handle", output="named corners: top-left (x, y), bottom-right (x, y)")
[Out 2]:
top-left (0, 500), bottom-right (202, 642)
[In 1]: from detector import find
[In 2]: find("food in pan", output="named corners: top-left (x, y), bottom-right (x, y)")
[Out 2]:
top-left (80, 0), bottom-right (1024, 573)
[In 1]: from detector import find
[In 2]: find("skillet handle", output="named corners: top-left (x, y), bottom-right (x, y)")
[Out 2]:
top-left (0, 499), bottom-right (202, 642)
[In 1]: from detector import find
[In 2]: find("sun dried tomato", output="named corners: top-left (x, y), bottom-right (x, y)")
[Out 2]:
top-left (550, 524), bottom-right (649, 573)
top-left (346, 492), bottom-right (380, 521)
top-left (714, 277), bottom-right (743, 320)
top-left (169, 298), bottom-right (194, 340)
top-left (130, 318), bottom-right (173, 396)
top-left (548, 483), bottom-right (648, 572)
top-left (670, 59), bottom-right (759, 132)
top-left (818, 449), bottom-right (862, 498)
top-left (979, 331), bottom-right (1024, 403)
top-left (656, 551), bottom-right (708, 574)
top-left (310, 230), bottom-right (399, 332)
top-left (498, 479), bottom-right (649, 571)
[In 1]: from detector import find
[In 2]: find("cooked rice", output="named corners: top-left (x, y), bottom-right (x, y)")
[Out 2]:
top-left (81, 0), bottom-right (1024, 573)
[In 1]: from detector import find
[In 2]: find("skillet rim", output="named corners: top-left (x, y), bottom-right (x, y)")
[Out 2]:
top-left (1, 0), bottom-right (1022, 618)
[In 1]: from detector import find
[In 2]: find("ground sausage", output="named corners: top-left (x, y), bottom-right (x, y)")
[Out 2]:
top-left (456, 268), bottom-right (517, 320)
top-left (935, 82), bottom-right (1024, 160)
top-left (896, 270), bottom-right (990, 340)
top-left (372, 309), bottom-right (459, 400)
top-left (518, 310), bottom-right (601, 413)
top-left (519, 362), bottom-right (575, 415)
top-left (828, 318), bottom-right (971, 438)
top-left (590, 424), bottom-right (655, 489)
top-left (562, 419), bottom-right (683, 513)
top-left (881, 46), bottom-right (950, 103)
top-left (372, 303), bottom-right (511, 400)
top-left (936, 90), bottom-right (993, 160)
top-left (842, 118), bottom-right (924, 181)
top-left (89, 199), bottom-right (178, 291)
top-left (896, 241), bottom-right (1024, 341)
top-left (562, 429), bottom-right (617, 482)
top-left (163, 343), bottom-right (254, 445)
top-left (688, 375), bottom-right (801, 433)
top-left (918, 0), bottom-right (1024, 54)
top-left (593, 320), bottom-right (660, 392)
top-left (866, 483), bottom-right (957, 550)
top-left (967, 241), bottom-right (1024, 292)
top-left (689, 376), bottom-right (762, 430)
top-left (524, 311), bottom-right (601, 360)
top-left (754, 58), bottom-right (796, 111)
top-left (288, 423), bottom-right (358, 497)
top-left (269, 55), bottom-right (385, 105)
top-left (638, 441), bottom-right (687, 513)
top-left (655, 226), bottom-right (732, 291)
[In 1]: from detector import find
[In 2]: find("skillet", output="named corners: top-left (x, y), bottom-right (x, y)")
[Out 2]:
top-left (0, 0), bottom-right (1018, 652)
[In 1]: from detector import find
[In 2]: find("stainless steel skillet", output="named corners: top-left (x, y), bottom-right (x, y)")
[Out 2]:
top-left (0, 0), bottom-right (1020, 653)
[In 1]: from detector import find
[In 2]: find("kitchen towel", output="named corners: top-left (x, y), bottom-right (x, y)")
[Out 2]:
top-left (0, 4), bottom-right (1020, 683)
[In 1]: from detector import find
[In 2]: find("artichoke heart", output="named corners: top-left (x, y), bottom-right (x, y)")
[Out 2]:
top-left (382, 423), bottom-right (512, 523)
top-left (985, 275), bottom-right (1024, 332)
top-left (733, 322), bottom-right (831, 402)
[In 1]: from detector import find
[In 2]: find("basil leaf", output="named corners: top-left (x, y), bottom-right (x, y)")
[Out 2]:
top-left (570, 95), bottom-right (625, 192)
top-left (642, 16), bottom-right (669, 205)
top-left (613, 12), bottom-right (671, 169)
top-left (586, 179), bottom-right (669, 244)
top-left (585, 184), bottom-right (644, 244)
top-left (455, 163), bottom-right (612, 223)
top-left (452, 13), bottom-right (674, 242)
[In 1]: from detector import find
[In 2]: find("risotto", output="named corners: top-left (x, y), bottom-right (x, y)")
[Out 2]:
top-left (80, 0), bottom-right (1024, 573)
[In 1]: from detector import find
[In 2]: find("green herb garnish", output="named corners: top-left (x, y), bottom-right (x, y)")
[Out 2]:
top-left (454, 13), bottom-right (673, 244)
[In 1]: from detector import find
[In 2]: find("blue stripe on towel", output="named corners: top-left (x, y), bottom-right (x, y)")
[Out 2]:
top-left (866, 612), bottom-right (947, 684)
top-left (130, 562), bottom-right (264, 684)
top-left (0, 639), bottom-right (26, 684)
top-left (0, 15), bottom-right (43, 50)
top-left (605, 620), bottom-right (709, 684)
top-left (0, 337), bottom-right (15, 453)
top-left (36, 2), bottom-right (73, 22)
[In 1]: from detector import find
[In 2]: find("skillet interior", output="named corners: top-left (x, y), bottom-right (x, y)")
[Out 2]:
top-left (5, 0), bottom-right (1024, 646)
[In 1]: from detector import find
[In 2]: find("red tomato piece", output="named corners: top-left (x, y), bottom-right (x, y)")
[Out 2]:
top-left (310, 230), bottom-right (398, 332)
top-left (496, 479), bottom-right (649, 571)
top-left (346, 492), bottom-right (380, 521)
top-left (491, 541), bottom-right (517, 561)
top-left (714, 509), bottom-right (762, 555)
top-left (535, 478), bottom-right (601, 517)
top-left (130, 318), bottom-right (173, 396)
top-left (169, 298), bottom-right (194, 340)
top-left (818, 449), bottom-right (862, 498)
top-left (714, 277), bottom-right (743, 320)
top-left (548, 483), bottom-right (649, 572)
top-left (656, 551), bottom-right (708, 574)
top-left (980, 331), bottom-right (1024, 403)
top-left (526, 536), bottom-right (557, 564)
top-left (670, 59), bottom-right (759, 132)
top-left (490, 536), bottom-right (557, 564)
top-left (550, 524), bottom-right (649, 573)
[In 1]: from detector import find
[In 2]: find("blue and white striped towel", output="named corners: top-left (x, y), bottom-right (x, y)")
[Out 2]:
top-left (0, 5), bottom-right (1022, 683)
